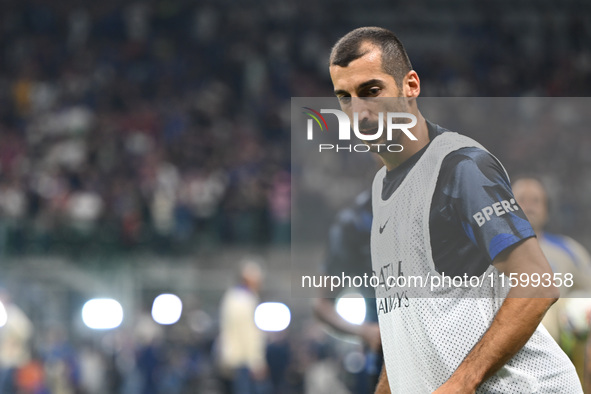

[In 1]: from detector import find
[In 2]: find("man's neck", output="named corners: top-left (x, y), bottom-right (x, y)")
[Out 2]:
top-left (379, 112), bottom-right (430, 171)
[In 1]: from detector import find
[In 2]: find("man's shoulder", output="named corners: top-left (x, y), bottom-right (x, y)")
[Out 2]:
top-left (436, 141), bottom-right (508, 188)
top-left (333, 190), bottom-right (372, 233)
top-left (541, 233), bottom-right (576, 255)
top-left (426, 124), bottom-right (495, 169)
top-left (442, 145), bottom-right (496, 171)
top-left (542, 232), bottom-right (591, 266)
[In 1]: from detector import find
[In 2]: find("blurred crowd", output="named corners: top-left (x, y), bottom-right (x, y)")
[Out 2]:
top-left (0, 0), bottom-right (590, 255)
top-left (0, 287), bottom-right (367, 394)
top-left (0, 0), bottom-right (297, 255)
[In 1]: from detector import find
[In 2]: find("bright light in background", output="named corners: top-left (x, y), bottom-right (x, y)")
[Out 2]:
top-left (151, 294), bottom-right (183, 325)
top-left (82, 298), bottom-right (123, 330)
top-left (0, 301), bottom-right (6, 328)
top-left (336, 293), bottom-right (366, 325)
top-left (254, 302), bottom-right (291, 332)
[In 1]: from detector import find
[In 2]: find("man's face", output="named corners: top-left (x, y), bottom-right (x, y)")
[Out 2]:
top-left (243, 268), bottom-right (263, 293)
top-left (329, 44), bottom-right (409, 149)
top-left (512, 179), bottom-right (548, 232)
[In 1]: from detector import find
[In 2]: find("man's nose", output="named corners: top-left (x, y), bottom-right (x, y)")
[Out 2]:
top-left (350, 98), bottom-right (372, 123)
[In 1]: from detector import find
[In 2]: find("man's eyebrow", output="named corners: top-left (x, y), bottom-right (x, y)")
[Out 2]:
top-left (334, 79), bottom-right (385, 96)
top-left (357, 79), bottom-right (385, 89)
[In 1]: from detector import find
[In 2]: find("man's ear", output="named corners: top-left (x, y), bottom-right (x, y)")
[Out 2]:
top-left (403, 70), bottom-right (420, 98)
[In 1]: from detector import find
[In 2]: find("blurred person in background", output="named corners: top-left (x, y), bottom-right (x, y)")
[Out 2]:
top-left (77, 341), bottom-right (106, 394)
top-left (513, 176), bottom-right (591, 387)
top-left (0, 289), bottom-right (33, 394)
top-left (313, 189), bottom-right (382, 393)
top-left (134, 313), bottom-right (165, 394)
top-left (300, 321), bottom-right (349, 394)
top-left (265, 331), bottom-right (292, 394)
top-left (303, 341), bottom-right (349, 394)
top-left (41, 327), bottom-right (81, 394)
top-left (217, 260), bottom-right (269, 394)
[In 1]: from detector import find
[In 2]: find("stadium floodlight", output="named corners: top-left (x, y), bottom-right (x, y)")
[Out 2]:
top-left (254, 302), bottom-right (291, 332)
top-left (0, 301), bottom-right (6, 328)
top-left (151, 294), bottom-right (183, 325)
top-left (336, 293), bottom-right (366, 325)
top-left (82, 298), bottom-right (124, 330)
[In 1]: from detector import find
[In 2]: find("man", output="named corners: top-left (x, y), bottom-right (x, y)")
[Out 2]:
top-left (313, 189), bottom-right (382, 392)
top-left (0, 289), bottom-right (33, 394)
top-left (513, 177), bottom-right (591, 382)
top-left (218, 260), bottom-right (268, 394)
top-left (327, 27), bottom-right (581, 393)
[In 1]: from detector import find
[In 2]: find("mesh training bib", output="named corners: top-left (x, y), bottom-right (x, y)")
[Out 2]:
top-left (371, 132), bottom-right (582, 393)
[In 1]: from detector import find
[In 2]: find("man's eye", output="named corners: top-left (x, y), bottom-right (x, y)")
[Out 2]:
top-left (368, 87), bottom-right (381, 96)
top-left (338, 96), bottom-right (351, 104)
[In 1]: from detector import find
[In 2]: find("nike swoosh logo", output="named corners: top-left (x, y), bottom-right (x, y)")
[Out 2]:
top-left (379, 218), bottom-right (389, 234)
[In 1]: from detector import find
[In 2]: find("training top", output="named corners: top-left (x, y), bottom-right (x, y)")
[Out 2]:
top-left (371, 128), bottom-right (582, 393)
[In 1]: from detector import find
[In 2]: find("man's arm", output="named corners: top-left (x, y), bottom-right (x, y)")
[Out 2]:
top-left (313, 297), bottom-right (381, 351)
top-left (375, 365), bottom-right (391, 394)
top-left (434, 237), bottom-right (559, 393)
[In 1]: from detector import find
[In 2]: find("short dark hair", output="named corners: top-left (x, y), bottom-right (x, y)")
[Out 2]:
top-left (330, 27), bottom-right (413, 89)
top-left (512, 175), bottom-right (547, 194)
